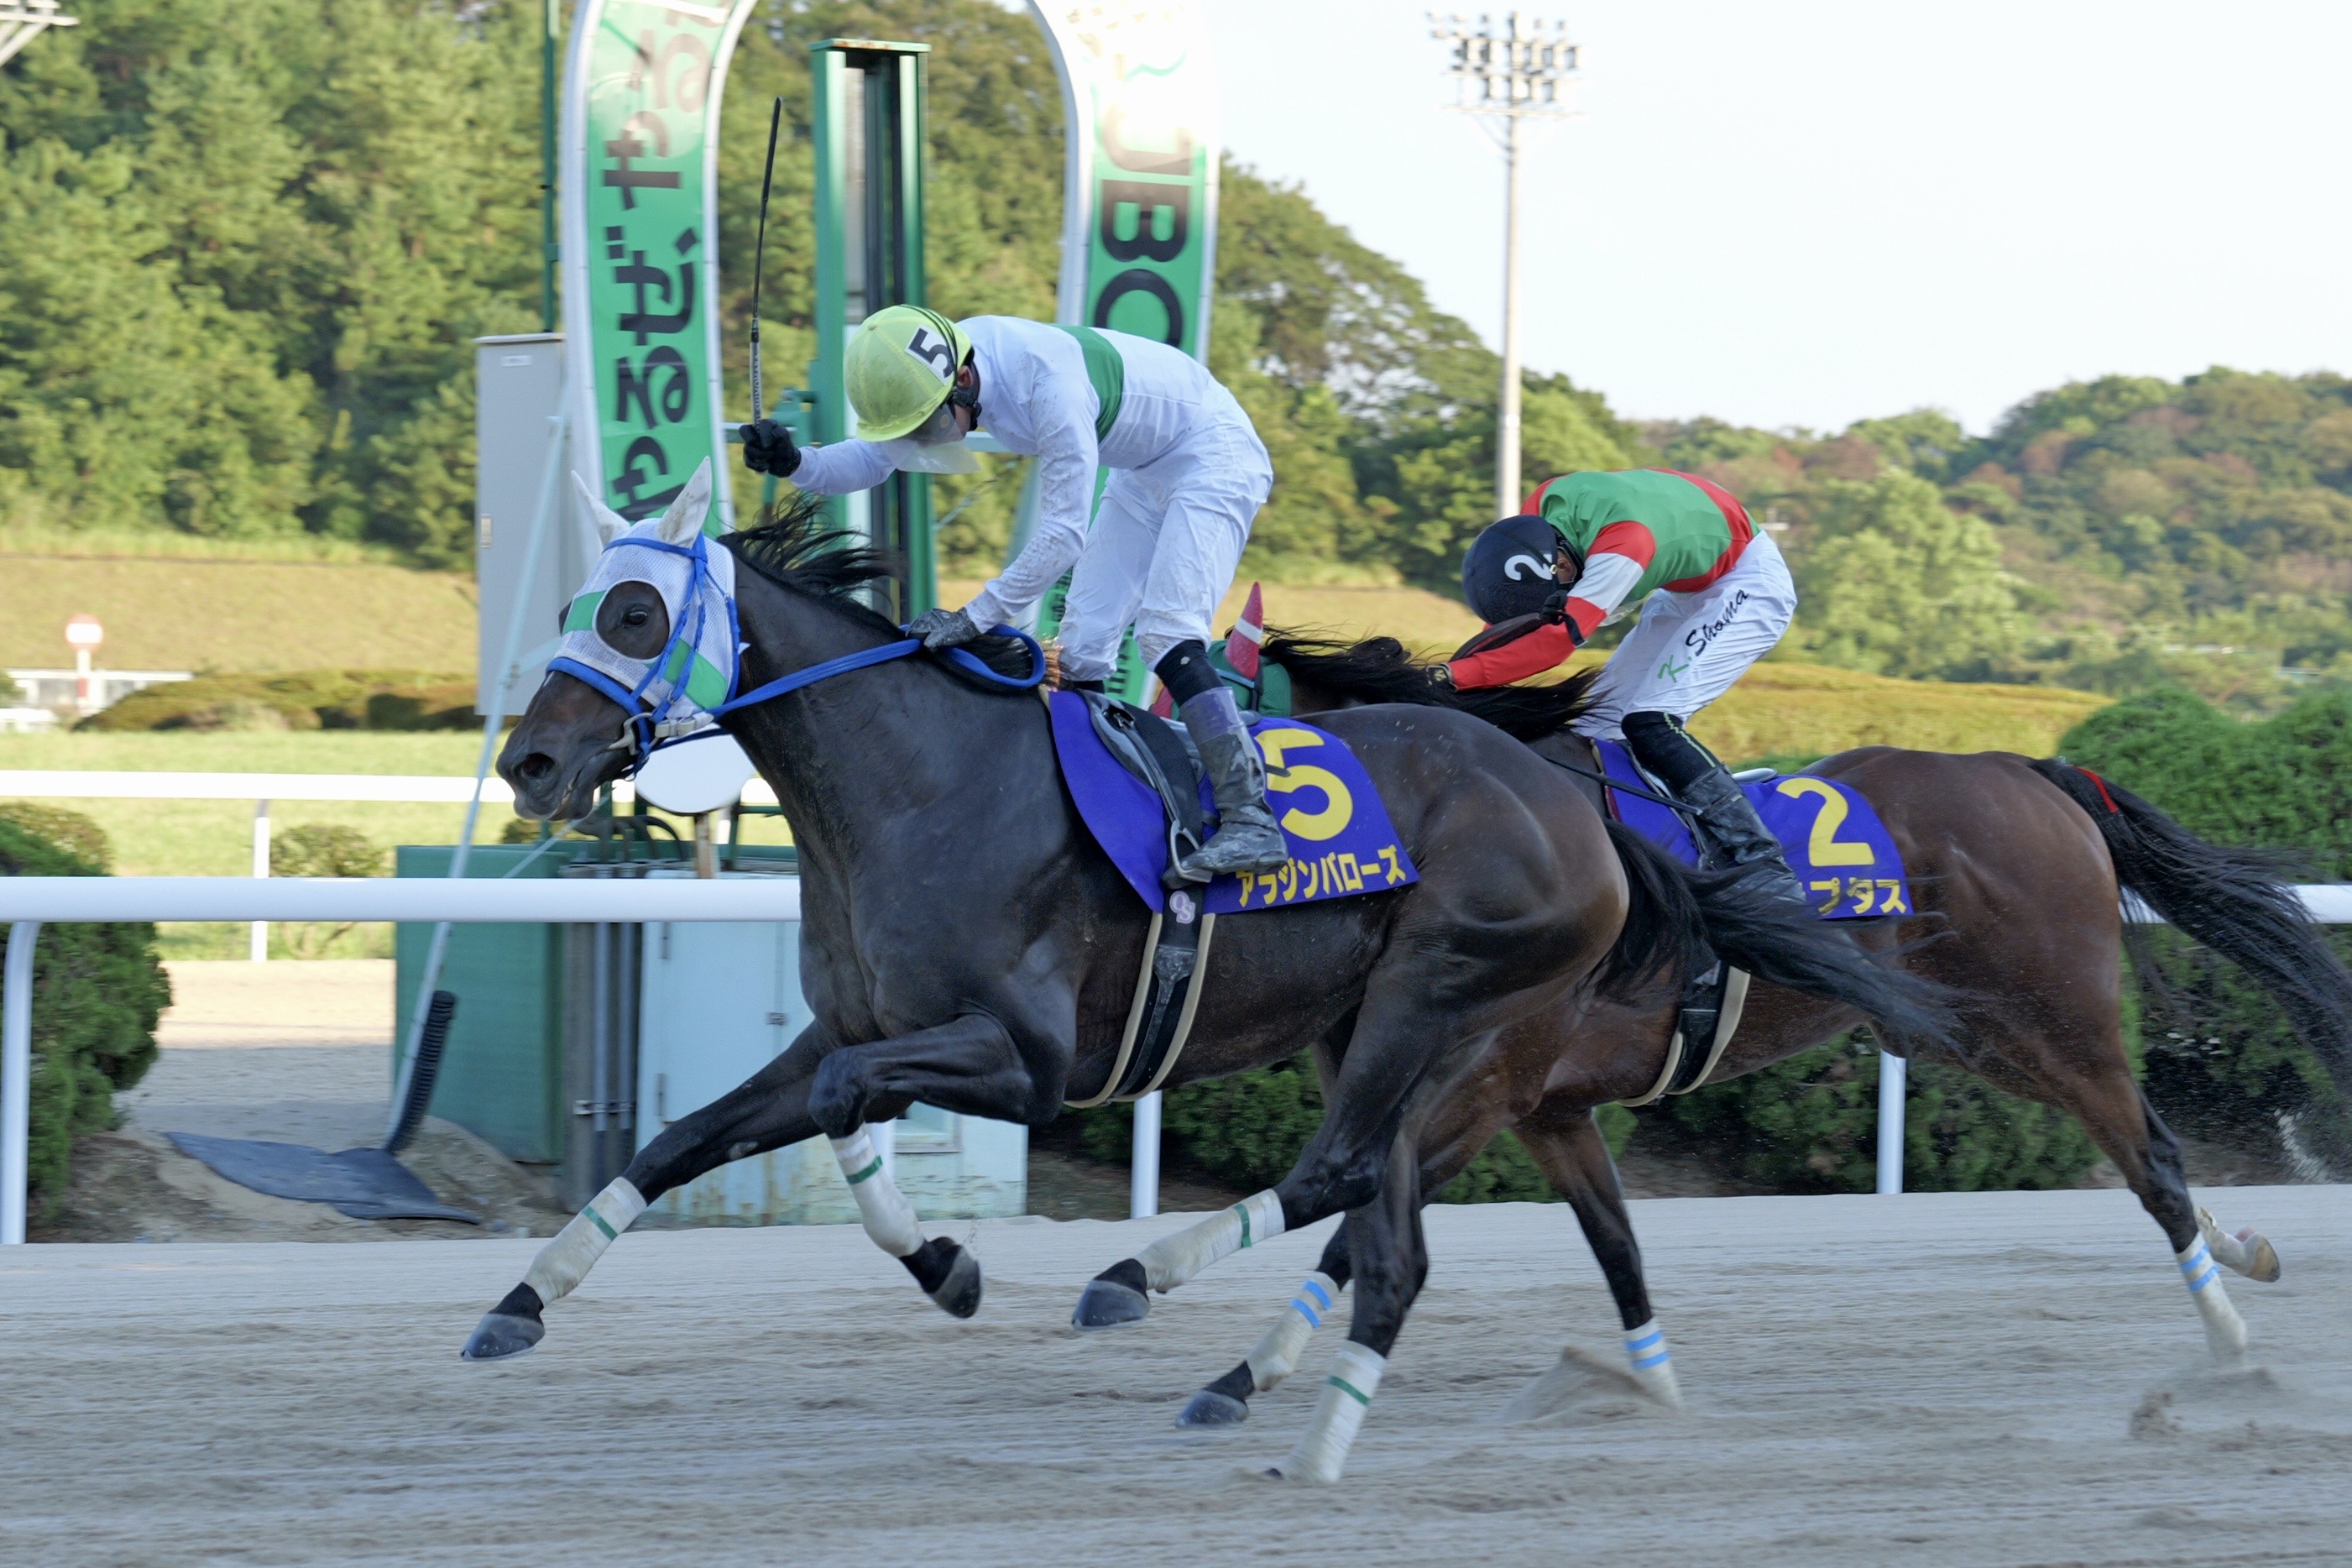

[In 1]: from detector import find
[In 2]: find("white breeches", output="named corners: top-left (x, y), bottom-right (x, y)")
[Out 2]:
top-left (1573, 530), bottom-right (1797, 741)
top-left (1056, 420), bottom-right (1272, 682)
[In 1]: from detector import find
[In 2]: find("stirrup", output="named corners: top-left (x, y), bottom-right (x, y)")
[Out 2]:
top-left (1177, 823), bottom-right (1290, 880)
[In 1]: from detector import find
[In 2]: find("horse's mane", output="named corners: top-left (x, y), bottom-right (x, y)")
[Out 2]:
top-left (1262, 630), bottom-right (1597, 741)
top-left (724, 493), bottom-right (1037, 684)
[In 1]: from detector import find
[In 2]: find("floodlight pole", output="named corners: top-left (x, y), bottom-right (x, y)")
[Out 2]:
top-left (1429, 11), bottom-right (1581, 521)
top-left (0, 2), bottom-right (78, 71)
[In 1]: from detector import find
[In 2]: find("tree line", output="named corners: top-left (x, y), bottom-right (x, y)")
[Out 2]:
top-left (6, 0), bottom-right (2349, 703)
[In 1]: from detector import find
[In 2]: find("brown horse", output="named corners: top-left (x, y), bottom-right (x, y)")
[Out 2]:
top-left (1170, 633), bottom-right (2352, 1432)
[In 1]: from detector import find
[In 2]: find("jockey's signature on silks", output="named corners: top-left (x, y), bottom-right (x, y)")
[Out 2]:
top-left (1683, 588), bottom-right (1752, 662)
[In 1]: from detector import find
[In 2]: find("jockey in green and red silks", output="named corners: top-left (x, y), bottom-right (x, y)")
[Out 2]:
top-left (1449, 468), bottom-right (1802, 898)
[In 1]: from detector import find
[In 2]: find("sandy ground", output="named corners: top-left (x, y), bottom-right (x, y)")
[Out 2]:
top-left (4, 1184), bottom-right (2346, 1566)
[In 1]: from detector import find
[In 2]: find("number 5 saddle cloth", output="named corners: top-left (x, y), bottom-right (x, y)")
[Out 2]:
top-left (1595, 740), bottom-right (1911, 921)
top-left (1047, 689), bottom-right (1419, 917)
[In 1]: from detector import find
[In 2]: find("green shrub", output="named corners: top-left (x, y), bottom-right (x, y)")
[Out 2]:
top-left (2062, 685), bottom-right (2352, 1165)
top-left (81, 671), bottom-right (476, 732)
top-left (269, 824), bottom-right (389, 958)
top-left (1652, 1035), bottom-right (2102, 1193)
top-left (0, 814), bottom-right (170, 1210)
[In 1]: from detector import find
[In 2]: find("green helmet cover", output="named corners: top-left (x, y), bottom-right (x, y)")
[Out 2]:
top-left (846, 305), bottom-right (971, 440)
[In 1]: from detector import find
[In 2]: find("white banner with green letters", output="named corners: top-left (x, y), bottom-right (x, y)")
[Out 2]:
top-left (1021, 2), bottom-right (1221, 692)
top-left (560, 0), bottom-right (758, 529)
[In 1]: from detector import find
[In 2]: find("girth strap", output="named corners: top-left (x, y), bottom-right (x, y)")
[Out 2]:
top-left (1064, 900), bottom-right (1218, 1110)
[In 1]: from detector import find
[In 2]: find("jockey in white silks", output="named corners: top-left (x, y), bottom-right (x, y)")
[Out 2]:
top-left (739, 306), bottom-right (1286, 881)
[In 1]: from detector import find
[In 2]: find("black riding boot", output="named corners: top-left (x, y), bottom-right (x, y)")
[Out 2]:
top-left (1173, 687), bottom-right (1292, 880)
top-left (1620, 711), bottom-right (1804, 902)
top-left (1153, 640), bottom-right (1290, 881)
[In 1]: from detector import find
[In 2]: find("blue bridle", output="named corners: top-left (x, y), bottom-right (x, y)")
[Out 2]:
top-left (547, 527), bottom-right (1046, 772)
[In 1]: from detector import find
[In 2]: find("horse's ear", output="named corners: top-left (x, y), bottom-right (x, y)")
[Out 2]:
top-left (655, 458), bottom-right (714, 546)
top-left (572, 473), bottom-right (631, 546)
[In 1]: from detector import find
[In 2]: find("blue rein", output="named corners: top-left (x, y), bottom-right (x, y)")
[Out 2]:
top-left (712, 625), bottom-right (1048, 718)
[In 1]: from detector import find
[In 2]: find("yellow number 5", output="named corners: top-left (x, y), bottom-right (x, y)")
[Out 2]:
top-left (1254, 728), bottom-right (1354, 841)
top-left (1774, 776), bottom-right (1875, 867)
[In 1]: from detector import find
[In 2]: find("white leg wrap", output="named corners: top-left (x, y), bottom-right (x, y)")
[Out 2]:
top-left (2196, 1205), bottom-right (2281, 1282)
top-left (1280, 1341), bottom-right (1385, 1484)
top-left (1622, 1318), bottom-right (1685, 1409)
top-left (1135, 1189), bottom-right (1285, 1294)
top-left (1247, 1272), bottom-right (1341, 1393)
top-left (833, 1127), bottom-right (924, 1257)
top-left (523, 1178), bottom-right (646, 1306)
top-left (2176, 1237), bottom-right (2248, 1360)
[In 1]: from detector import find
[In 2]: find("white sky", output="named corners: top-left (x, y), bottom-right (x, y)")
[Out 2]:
top-left (1187, 0), bottom-right (2352, 436)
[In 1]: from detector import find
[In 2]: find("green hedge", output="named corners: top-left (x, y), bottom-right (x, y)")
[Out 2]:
top-left (0, 808), bottom-right (170, 1211)
top-left (2062, 686), bottom-right (2352, 1161)
top-left (80, 670), bottom-right (476, 732)
top-left (1062, 1057), bottom-right (1636, 1204)
top-left (1646, 1036), bottom-right (2102, 1193)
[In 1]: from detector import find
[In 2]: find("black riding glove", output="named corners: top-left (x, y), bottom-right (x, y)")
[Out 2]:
top-left (907, 605), bottom-right (983, 651)
top-left (741, 418), bottom-right (801, 477)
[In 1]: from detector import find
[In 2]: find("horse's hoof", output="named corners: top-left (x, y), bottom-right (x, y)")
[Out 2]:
top-left (928, 1243), bottom-right (984, 1320)
top-left (1177, 1390), bottom-right (1250, 1428)
top-left (460, 1311), bottom-right (544, 1362)
top-left (2239, 1230), bottom-right (2282, 1284)
top-left (1072, 1277), bottom-right (1150, 1330)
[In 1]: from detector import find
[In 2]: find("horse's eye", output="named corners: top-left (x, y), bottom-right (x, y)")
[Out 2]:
top-left (624, 606), bottom-right (650, 627)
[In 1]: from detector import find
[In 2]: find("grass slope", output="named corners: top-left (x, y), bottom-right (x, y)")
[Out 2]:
top-left (0, 555), bottom-right (478, 671)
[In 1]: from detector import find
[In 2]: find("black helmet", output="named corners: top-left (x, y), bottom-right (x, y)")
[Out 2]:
top-left (1461, 515), bottom-right (1576, 625)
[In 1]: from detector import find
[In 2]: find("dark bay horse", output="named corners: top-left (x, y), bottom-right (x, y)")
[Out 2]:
top-left (459, 495), bottom-right (1954, 1482)
top-left (1169, 633), bottom-right (2352, 1431)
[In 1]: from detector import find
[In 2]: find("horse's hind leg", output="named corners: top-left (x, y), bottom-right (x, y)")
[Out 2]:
top-left (1514, 1096), bottom-right (1680, 1408)
top-left (1987, 1041), bottom-right (2258, 1362)
top-left (1179, 1210), bottom-right (1356, 1428)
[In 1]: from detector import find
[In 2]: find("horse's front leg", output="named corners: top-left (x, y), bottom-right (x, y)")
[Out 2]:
top-left (458, 1019), bottom-right (997, 1362)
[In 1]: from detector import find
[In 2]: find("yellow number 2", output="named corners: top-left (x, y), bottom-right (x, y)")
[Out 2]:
top-left (1774, 776), bottom-right (1875, 867)
top-left (1254, 728), bottom-right (1355, 842)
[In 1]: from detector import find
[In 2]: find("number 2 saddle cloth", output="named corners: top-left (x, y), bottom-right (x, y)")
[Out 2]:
top-left (1593, 739), bottom-right (1911, 920)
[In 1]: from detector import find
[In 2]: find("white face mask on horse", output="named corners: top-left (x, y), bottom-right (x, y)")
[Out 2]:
top-left (548, 459), bottom-right (743, 766)
top-left (546, 457), bottom-right (1047, 776)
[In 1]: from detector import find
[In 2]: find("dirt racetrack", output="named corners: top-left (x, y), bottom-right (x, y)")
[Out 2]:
top-left (5, 1185), bottom-right (2348, 1567)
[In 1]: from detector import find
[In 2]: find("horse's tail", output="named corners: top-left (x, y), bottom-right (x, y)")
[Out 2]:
top-left (1597, 822), bottom-right (1961, 1051)
top-left (2028, 757), bottom-right (2352, 1097)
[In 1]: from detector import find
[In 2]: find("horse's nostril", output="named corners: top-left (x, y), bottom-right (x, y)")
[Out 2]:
top-left (518, 752), bottom-right (555, 783)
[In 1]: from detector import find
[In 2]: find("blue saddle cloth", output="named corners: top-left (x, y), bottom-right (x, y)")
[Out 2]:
top-left (1048, 691), bottom-right (1419, 915)
top-left (1596, 740), bottom-right (1912, 920)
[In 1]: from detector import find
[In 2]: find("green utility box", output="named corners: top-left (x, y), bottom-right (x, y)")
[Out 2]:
top-left (393, 845), bottom-right (569, 1165)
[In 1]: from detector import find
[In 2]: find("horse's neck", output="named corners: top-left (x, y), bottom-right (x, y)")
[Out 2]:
top-left (728, 578), bottom-right (1023, 851)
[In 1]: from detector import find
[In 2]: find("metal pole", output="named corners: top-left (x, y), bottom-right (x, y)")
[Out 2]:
top-left (539, 0), bottom-right (559, 332)
top-left (1876, 1050), bottom-right (1907, 1194)
top-left (385, 410), bottom-right (567, 1147)
top-left (2, 921), bottom-right (40, 1244)
top-left (1130, 1090), bottom-right (1162, 1219)
top-left (1497, 107), bottom-right (1524, 520)
top-left (249, 798), bottom-right (270, 962)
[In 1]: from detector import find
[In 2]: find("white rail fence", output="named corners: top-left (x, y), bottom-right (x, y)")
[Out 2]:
top-left (2, 771), bottom-right (2346, 1236)
top-left (0, 771), bottom-right (781, 961)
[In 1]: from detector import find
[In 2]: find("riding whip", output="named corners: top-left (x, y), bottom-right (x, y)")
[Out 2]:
top-left (748, 95), bottom-right (784, 423)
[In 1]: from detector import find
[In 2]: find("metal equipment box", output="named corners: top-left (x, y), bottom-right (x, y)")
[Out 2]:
top-left (392, 844), bottom-right (570, 1165)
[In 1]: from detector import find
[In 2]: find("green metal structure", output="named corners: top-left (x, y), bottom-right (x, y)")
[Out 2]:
top-left (805, 38), bottom-right (936, 621)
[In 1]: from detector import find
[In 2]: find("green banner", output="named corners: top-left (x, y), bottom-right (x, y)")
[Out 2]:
top-left (1024, 3), bottom-right (1220, 695)
top-left (561, 0), bottom-right (756, 526)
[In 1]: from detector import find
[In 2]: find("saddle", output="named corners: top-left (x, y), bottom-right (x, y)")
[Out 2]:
top-left (1064, 693), bottom-right (1215, 1109)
